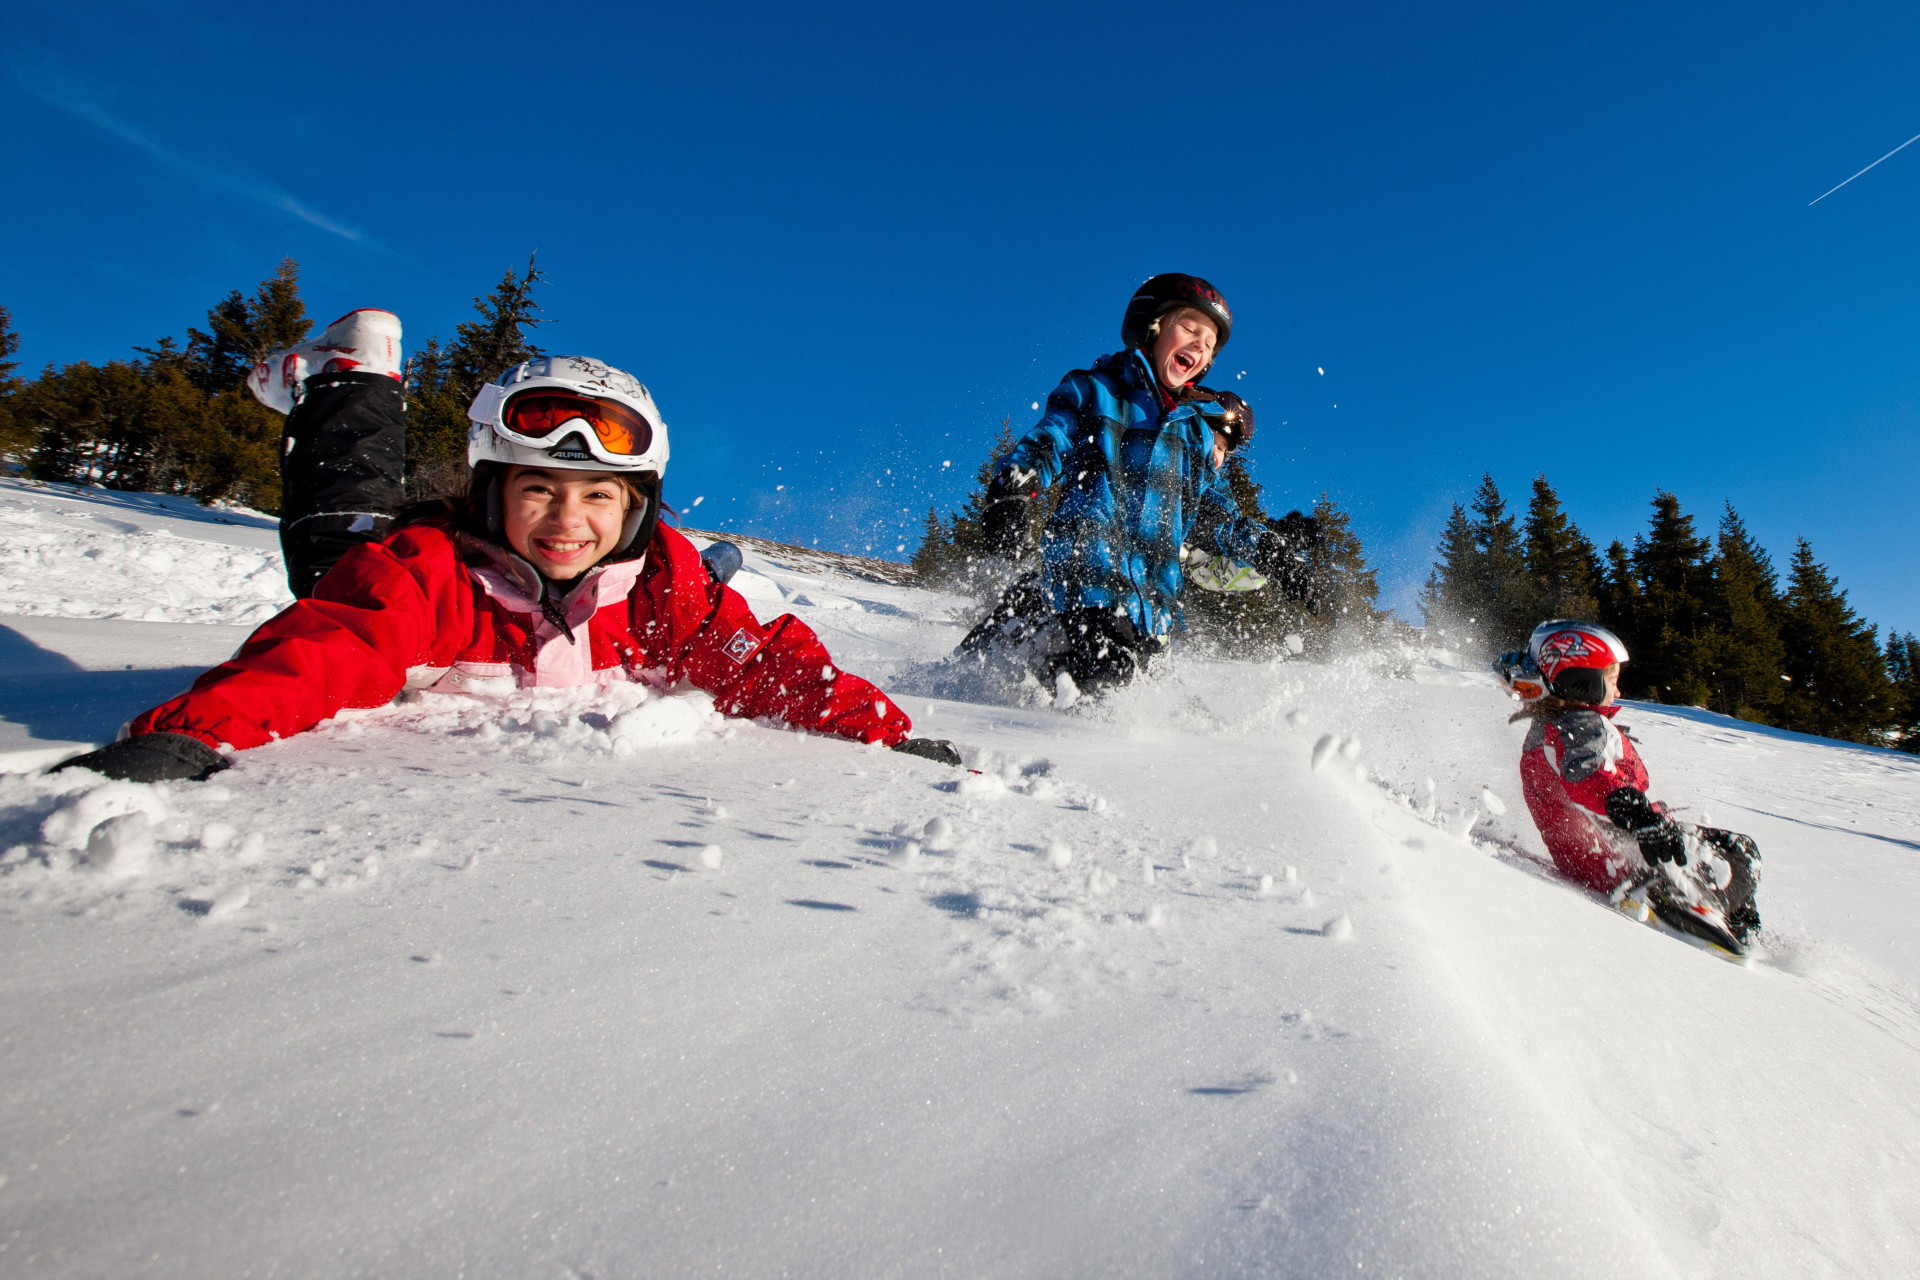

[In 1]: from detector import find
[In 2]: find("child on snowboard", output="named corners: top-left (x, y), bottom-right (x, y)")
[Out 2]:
top-left (960, 273), bottom-right (1318, 696)
top-left (1503, 620), bottom-right (1763, 949)
top-left (57, 312), bottom-right (958, 782)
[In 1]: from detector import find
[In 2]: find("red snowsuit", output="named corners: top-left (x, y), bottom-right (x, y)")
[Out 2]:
top-left (1518, 703), bottom-right (1651, 893)
top-left (129, 519), bottom-right (913, 753)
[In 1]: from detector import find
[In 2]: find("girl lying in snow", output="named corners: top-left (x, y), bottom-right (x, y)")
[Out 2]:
top-left (1502, 620), bottom-right (1762, 949)
top-left (56, 310), bottom-right (959, 783)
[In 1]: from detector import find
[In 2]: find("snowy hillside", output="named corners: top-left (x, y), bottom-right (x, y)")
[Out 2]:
top-left (1, 478), bottom-right (1916, 1278)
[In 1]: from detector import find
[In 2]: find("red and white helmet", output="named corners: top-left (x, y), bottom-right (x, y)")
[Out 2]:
top-left (1529, 620), bottom-right (1629, 682)
top-left (467, 356), bottom-right (669, 476)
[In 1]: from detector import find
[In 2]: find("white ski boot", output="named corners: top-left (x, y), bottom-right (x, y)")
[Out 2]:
top-left (246, 308), bottom-right (403, 414)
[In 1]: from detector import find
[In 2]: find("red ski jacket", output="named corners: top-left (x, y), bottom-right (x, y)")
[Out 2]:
top-left (128, 519), bottom-right (914, 753)
top-left (1518, 702), bottom-right (1653, 893)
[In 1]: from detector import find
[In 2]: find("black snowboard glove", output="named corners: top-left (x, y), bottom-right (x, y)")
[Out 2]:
top-left (1605, 786), bottom-right (1687, 866)
top-left (980, 468), bottom-right (1039, 561)
top-left (1254, 511), bottom-right (1325, 608)
top-left (53, 732), bottom-right (230, 784)
top-left (892, 738), bottom-right (963, 767)
top-left (700, 539), bottom-right (744, 586)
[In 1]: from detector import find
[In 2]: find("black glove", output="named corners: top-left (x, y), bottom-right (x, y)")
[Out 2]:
top-left (700, 540), bottom-right (743, 586)
top-left (892, 738), bottom-right (963, 767)
top-left (52, 732), bottom-right (230, 784)
top-left (980, 468), bottom-right (1039, 561)
top-left (1269, 509), bottom-right (1323, 552)
top-left (1605, 787), bottom-right (1687, 866)
top-left (1253, 512), bottom-right (1324, 608)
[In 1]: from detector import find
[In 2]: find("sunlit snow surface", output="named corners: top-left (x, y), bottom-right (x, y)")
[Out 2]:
top-left (0, 478), bottom-right (1917, 1277)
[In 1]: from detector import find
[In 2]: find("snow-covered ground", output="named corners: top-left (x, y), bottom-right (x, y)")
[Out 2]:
top-left (0, 477), bottom-right (1916, 1278)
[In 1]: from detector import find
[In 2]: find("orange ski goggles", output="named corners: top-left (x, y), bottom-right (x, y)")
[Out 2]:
top-left (498, 391), bottom-right (654, 457)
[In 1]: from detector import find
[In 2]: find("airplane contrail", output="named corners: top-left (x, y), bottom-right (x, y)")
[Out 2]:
top-left (1809, 130), bottom-right (1920, 205)
top-left (9, 48), bottom-right (384, 247)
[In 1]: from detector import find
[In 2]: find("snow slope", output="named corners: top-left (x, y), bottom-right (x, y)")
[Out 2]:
top-left (0, 480), bottom-right (1915, 1278)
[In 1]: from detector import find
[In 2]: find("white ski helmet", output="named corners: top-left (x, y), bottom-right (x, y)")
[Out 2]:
top-left (467, 355), bottom-right (669, 476)
top-left (465, 356), bottom-right (670, 556)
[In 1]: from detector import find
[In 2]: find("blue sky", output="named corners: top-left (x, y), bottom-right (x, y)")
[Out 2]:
top-left (4, 1), bottom-right (1918, 634)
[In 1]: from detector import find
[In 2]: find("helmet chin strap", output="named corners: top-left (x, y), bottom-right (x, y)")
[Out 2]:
top-left (615, 491), bottom-right (649, 554)
top-left (485, 470), bottom-right (505, 538)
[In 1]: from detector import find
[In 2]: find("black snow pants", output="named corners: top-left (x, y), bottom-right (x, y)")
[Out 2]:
top-left (958, 574), bottom-right (1158, 696)
top-left (279, 371), bottom-right (406, 598)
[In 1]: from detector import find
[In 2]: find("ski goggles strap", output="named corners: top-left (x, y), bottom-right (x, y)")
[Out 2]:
top-left (496, 390), bottom-right (654, 457)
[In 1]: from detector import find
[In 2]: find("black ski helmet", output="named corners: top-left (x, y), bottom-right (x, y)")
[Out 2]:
top-left (1121, 273), bottom-right (1233, 353)
top-left (1204, 389), bottom-right (1255, 451)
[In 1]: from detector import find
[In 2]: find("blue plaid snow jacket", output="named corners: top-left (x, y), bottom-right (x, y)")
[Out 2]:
top-left (999, 349), bottom-right (1267, 637)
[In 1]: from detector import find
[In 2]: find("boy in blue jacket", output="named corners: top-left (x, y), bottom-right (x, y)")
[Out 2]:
top-left (960, 274), bottom-right (1317, 696)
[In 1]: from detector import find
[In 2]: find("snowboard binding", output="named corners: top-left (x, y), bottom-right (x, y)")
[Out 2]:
top-left (1611, 823), bottom-right (1763, 961)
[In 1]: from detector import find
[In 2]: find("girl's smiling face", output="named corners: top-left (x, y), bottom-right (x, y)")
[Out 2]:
top-left (501, 466), bottom-right (632, 579)
top-left (1148, 308), bottom-right (1219, 389)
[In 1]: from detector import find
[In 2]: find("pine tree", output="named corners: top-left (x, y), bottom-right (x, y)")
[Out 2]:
top-left (1420, 501), bottom-right (1479, 642)
top-left (1307, 491), bottom-right (1381, 646)
top-left (1624, 492), bottom-right (1714, 704)
top-left (1695, 504), bottom-right (1787, 723)
top-left (1777, 539), bottom-right (1894, 743)
top-left (908, 507), bottom-right (956, 581)
top-left (1184, 453), bottom-right (1308, 657)
top-left (182, 291), bottom-right (258, 393)
top-left (1420, 474), bottom-right (1528, 653)
top-left (180, 259), bottom-right (312, 393)
top-left (405, 256), bottom-right (546, 496)
top-left (1469, 474), bottom-right (1528, 647)
top-left (1883, 632), bottom-right (1920, 752)
top-left (1597, 539), bottom-right (1639, 648)
top-left (909, 416), bottom-right (1049, 590)
top-left (1521, 475), bottom-right (1599, 621)
top-left (0, 303), bottom-right (23, 460)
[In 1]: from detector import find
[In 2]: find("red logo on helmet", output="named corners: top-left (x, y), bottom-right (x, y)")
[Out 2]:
top-left (1537, 629), bottom-right (1607, 678)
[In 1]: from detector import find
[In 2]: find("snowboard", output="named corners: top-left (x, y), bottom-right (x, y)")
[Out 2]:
top-left (1609, 824), bottom-right (1757, 964)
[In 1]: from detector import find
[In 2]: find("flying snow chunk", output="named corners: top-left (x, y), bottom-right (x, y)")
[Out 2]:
top-left (1479, 787), bottom-right (1508, 816)
top-left (699, 845), bottom-right (724, 870)
top-left (1045, 840), bottom-right (1073, 869)
top-left (200, 821), bottom-right (235, 851)
top-left (1310, 735), bottom-right (1341, 772)
top-left (1317, 367), bottom-right (1325, 375)
top-left (1053, 671), bottom-right (1080, 710)
top-left (1284, 634), bottom-right (1305, 655)
top-left (1258, 873), bottom-right (1275, 896)
top-left (1031, 401), bottom-right (1040, 410)
top-left (889, 840), bottom-right (922, 868)
top-left (921, 816), bottom-right (955, 850)
top-left (1323, 914), bottom-right (1354, 941)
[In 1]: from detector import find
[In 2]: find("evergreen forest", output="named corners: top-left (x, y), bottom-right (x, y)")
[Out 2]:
top-left (1424, 473), bottom-right (1920, 749)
